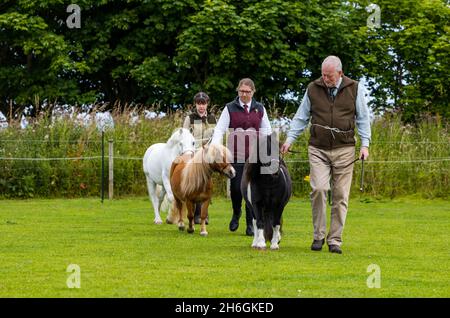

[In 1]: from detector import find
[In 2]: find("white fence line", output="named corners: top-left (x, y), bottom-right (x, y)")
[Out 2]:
top-left (284, 158), bottom-right (450, 164)
top-left (359, 158), bottom-right (450, 163)
top-left (1, 156), bottom-right (450, 163)
top-left (1, 153), bottom-right (449, 199)
top-left (2, 139), bottom-right (449, 144)
top-left (0, 156), bottom-right (102, 161)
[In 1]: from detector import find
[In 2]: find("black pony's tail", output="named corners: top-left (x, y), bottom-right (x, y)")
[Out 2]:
top-left (263, 211), bottom-right (273, 242)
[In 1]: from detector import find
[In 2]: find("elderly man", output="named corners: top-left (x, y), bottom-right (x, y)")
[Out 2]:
top-left (281, 56), bottom-right (371, 254)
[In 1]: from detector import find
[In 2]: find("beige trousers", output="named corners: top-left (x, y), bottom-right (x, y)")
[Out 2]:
top-left (308, 145), bottom-right (355, 247)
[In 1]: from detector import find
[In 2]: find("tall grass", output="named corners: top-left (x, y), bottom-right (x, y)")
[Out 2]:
top-left (0, 109), bottom-right (448, 199)
top-left (360, 116), bottom-right (450, 198)
top-left (283, 115), bottom-right (450, 198)
top-left (0, 108), bottom-right (184, 198)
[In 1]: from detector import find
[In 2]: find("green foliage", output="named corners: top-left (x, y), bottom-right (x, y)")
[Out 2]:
top-left (354, 0), bottom-right (450, 121)
top-left (175, 0), bottom-right (310, 106)
top-left (1, 1), bottom-right (448, 121)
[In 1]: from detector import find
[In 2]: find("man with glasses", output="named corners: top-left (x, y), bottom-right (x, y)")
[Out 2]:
top-left (212, 78), bottom-right (272, 236)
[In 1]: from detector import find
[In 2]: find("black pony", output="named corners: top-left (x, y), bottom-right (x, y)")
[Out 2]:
top-left (241, 132), bottom-right (292, 250)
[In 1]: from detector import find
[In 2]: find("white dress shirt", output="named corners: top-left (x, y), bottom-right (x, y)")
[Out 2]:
top-left (211, 98), bottom-right (272, 145)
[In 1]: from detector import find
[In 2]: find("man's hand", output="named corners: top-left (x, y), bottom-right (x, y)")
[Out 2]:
top-left (280, 142), bottom-right (291, 154)
top-left (360, 146), bottom-right (369, 160)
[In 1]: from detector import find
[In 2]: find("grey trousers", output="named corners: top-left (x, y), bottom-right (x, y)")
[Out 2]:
top-left (308, 145), bottom-right (355, 246)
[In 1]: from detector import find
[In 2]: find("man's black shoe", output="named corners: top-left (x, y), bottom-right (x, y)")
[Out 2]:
top-left (245, 225), bottom-right (254, 236)
top-left (328, 245), bottom-right (342, 254)
top-left (229, 217), bottom-right (239, 232)
top-left (311, 239), bottom-right (325, 251)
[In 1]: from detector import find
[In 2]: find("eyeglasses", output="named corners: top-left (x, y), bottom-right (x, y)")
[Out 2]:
top-left (238, 90), bottom-right (253, 95)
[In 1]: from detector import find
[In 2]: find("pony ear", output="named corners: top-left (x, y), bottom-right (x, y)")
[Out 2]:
top-left (167, 128), bottom-right (183, 147)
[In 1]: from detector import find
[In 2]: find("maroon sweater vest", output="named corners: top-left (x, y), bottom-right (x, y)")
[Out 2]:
top-left (226, 97), bottom-right (264, 163)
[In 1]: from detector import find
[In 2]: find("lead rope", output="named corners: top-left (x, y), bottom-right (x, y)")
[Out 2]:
top-left (284, 150), bottom-right (364, 196)
top-left (360, 157), bottom-right (365, 192)
top-left (311, 124), bottom-right (353, 139)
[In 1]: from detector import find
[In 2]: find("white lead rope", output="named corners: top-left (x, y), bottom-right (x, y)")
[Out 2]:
top-left (312, 124), bottom-right (353, 139)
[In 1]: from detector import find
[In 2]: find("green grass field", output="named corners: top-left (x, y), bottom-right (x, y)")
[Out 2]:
top-left (0, 196), bottom-right (449, 298)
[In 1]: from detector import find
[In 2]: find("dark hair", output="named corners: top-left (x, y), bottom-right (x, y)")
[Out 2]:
top-left (193, 92), bottom-right (210, 104)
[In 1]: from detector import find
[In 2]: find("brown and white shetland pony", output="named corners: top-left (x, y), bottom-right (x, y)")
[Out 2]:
top-left (169, 143), bottom-right (236, 236)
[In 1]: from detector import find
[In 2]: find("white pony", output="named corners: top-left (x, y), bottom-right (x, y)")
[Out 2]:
top-left (143, 128), bottom-right (196, 224)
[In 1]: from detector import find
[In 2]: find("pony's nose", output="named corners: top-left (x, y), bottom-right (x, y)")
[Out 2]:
top-left (228, 166), bottom-right (236, 179)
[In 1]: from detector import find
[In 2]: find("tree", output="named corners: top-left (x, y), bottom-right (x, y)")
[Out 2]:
top-left (0, 0), bottom-right (448, 122)
top-left (355, 0), bottom-right (450, 121)
top-left (0, 4), bottom-right (82, 115)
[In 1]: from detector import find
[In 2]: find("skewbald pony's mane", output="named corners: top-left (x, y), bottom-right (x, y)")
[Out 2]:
top-left (180, 144), bottom-right (231, 197)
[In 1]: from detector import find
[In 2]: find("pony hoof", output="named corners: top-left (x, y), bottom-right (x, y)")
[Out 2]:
top-left (154, 219), bottom-right (163, 225)
top-left (178, 226), bottom-right (185, 231)
top-left (270, 244), bottom-right (280, 250)
top-left (254, 242), bottom-right (267, 250)
top-left (187, 228), bottom-right (194, 234)
top-left (200, 231), bottom-right (208, 236)
top-left (165, 219), bottom-right (173, 224)
top-left (253, 244), bottom-right (266, 250)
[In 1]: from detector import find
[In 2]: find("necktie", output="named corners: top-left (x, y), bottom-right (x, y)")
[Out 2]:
top-left (329, 87), bottom-right (338, 100)
top-left (244, 104), bottom-right (249, 114)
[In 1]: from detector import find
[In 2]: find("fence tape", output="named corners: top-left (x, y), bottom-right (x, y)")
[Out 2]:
top-left (0, 156), bottom-right (102, 161)
top-left (1, 156), bottom-right (449, 163)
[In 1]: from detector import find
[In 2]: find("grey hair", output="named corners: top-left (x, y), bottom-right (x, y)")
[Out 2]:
top-left (322, 56), bottom-right (342, 72)
top-left (236, 78), bottom-right (256, 92)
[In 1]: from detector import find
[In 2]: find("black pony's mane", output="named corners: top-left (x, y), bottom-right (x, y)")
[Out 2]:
top-left (245, 133), bottom-right (283, 182)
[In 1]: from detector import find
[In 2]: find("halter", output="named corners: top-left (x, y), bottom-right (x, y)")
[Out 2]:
top-left (219, 164), bottom-right (232, 175)
top-left (180, 140), bottom-right (195, 156)
top-left (260, 158), bottom-right (280, 167)
top-left (203, 136), bottom-right (212, 146)
top-left (182, 149), bottom-right (195, 156)
top-left (260, 158), bottom-right (281, 176)
top-left (211, 154), bottom-right (232, 176)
